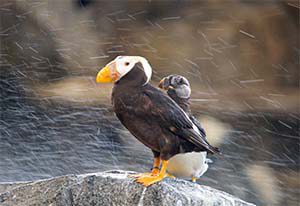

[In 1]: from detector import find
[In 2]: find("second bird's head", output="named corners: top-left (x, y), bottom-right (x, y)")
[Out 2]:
top-left (158, 75), bottom-right (191, 99)
top-left (96, 56), bottom-right (152, 85)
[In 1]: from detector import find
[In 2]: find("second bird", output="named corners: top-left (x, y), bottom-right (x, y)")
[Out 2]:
top-left (159, 74), bottom-right (210, 182)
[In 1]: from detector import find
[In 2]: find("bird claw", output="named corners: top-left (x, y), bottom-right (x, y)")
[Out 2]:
top-left (128, 168), bottom-right (160, 179)
top-left (135, 174), bottom-right (167, 186)
top-left (128, 172), bottom-right (154, 179)
top-left (191, 177), bottom-right (197, 182)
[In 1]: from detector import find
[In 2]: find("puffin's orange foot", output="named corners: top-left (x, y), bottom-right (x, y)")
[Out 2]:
top-left (128, 172), bottom-right (153, 179)
top-left (191, 177), bottom-right (197, 183)
top-left (151, 168), bottom-right (160, 176)
top-left (135, 173), bottom-right (167, 186)
top-left (128, 168), bottom-right (160, 179)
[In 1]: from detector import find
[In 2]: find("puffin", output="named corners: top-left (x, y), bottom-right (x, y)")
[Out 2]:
top-left (96, 56), bottom-right (219, 186)
top-left (158, 74), bottom-right (210, 182)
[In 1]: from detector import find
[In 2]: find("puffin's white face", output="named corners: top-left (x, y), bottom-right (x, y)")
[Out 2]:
top-left (96, 56), bottom-right (152, 84)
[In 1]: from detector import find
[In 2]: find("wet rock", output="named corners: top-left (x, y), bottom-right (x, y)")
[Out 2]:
top-left (0, 170), bottom-right (255, 206)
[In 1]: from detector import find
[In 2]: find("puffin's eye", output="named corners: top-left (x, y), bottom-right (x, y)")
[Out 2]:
top-left (125, 62), bottom-right (130, 66)
top-left (176, 78), bottom-right (183, 84)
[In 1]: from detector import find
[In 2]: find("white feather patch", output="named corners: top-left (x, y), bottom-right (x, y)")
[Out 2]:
top-left (114, 56), bottom-right (152, 85)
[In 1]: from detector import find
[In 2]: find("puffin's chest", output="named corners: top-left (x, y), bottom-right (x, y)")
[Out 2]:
top-left (111, 86), bottom-right (148, 125)
top-left (111, 87), bottom-right (163, 150)
top-left (112, 91), bottom-right (140, 113)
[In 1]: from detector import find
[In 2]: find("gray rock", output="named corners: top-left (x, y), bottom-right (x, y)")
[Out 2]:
top-left (0, 170), bottom-right (255, 206)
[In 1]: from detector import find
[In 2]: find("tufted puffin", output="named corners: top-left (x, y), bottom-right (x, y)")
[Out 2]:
top-left (158, 74), bottom-right (213, 182)
top-left (96, 56), bottom-right (219, 186)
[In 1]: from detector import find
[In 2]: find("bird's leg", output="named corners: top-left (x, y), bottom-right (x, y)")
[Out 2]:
top-left (151, 157), bottom-right (161, 175)
top-left (128, 157), bottom-right (161, 178)
top-left (136, 160), bottom-right (168, 186)
top-left (191, 177), bottom-right (197, 183)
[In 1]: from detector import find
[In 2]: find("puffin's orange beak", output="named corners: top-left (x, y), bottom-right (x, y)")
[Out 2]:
top-left (158, 78), bottom-right (166, 90)
top-left (96, 64), bottom-right (119, 83)
top-left (158, 77), bottom-right (174, 90)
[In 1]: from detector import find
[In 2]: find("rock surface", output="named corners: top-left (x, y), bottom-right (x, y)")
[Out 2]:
top-left (0, 170), bottom-right (255, 206)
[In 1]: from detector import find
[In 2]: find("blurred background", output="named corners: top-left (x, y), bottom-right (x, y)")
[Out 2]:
top-left (0, 0), bottom-right (299, 205)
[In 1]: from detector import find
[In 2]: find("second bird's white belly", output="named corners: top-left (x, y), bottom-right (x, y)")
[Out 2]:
top-left (167, 152), bottom-right (208, 179)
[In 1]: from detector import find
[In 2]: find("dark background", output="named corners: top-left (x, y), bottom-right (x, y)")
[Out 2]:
top-left (0, 1), bottom-right (299, 206)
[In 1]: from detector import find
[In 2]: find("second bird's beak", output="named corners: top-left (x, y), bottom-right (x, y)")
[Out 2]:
top-left (158, 77), bottom-right (173, 90)
top-left (96, 63), bottom-right (119, 83)
top-left (158, 78), bottom-right (167, 90)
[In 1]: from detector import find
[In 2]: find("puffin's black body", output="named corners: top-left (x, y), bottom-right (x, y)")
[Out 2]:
top-left (112, 63), bottom-right (218, 160)
top-left (167, 89), bottom-right (206, 138)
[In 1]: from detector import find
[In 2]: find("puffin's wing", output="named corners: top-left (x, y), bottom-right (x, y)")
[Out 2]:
top-left (189, 116), bottom-right (207, 138)
top-left (141, 87), bottom-right (219, 154)
top-left (176, 123), bottom-right (219, 153)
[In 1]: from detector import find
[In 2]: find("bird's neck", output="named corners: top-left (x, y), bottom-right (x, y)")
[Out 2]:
top-left (178, 99), bottom-right (191, 114)
top-left (112, 63), bottom-right (148, 103)
top-left (168, 91), bottom-right (191, 114)
top-left (115, 62), bottom-right (147, 88)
